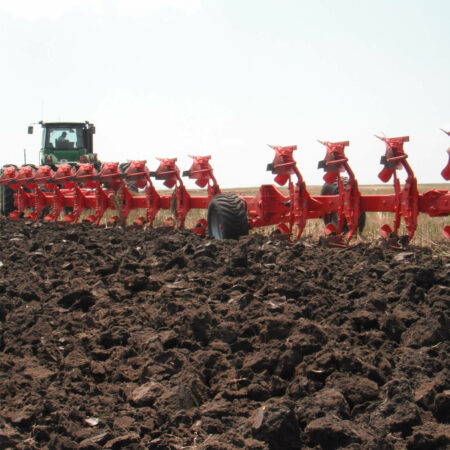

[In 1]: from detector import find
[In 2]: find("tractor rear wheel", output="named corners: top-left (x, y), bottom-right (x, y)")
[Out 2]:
top-left (208, 194), bottom-right (249, 239)
top-left (321, 179), bottom-right (366, 233)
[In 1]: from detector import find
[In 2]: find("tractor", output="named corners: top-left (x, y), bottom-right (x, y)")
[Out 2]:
top-left (31, 121), bottom-right (97, 167)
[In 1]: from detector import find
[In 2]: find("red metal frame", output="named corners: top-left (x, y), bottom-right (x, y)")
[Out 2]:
top-left (1, 134), bottom-right (449, 244)
top-left (440, 130), bottom-right (450, 238)
top-left (0, 154), bottom-right (222, 235)
top-left (242, 136), bottom-right (449, 245)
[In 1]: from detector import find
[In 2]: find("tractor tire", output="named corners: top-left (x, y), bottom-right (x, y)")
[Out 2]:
top-left (0, 185), bottom-right (15, 217)
top-left (321, 179), bottom-right (366, 233)
top-left (208, 194), bottom-right (249, 239)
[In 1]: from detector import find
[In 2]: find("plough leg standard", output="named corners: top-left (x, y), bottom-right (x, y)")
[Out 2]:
top-left (1, 134), bottom-right (449, 246)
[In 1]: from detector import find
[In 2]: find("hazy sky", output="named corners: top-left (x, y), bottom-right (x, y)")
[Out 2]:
top-left (0, 0), bottom-right (448, 187)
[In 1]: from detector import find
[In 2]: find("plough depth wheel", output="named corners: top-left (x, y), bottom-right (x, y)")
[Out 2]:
top-left (321, 179), bottom-right (366, 233)
top-left (208, 194), bottom-right (249, 239)
top-left (0, 185), bottom-right (15, 217)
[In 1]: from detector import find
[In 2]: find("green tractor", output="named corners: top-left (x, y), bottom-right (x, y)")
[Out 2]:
top-left (1, 121), bottom-right (98, 216)
top-left (30, 121), bottom-right (97, 166)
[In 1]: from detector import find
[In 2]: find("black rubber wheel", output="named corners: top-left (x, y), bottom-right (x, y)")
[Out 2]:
top-left (119, 162), bottom-right (139, 192)
top-left (208, 194), bottom-right (249, 239)
top-left (321, 179), bottom-right (366, 233)
top-left (0, 185), bottom-right (15, 216)
top-left (39, 206), bottom-right (51, 220)
top-left (170, 192), bottom-right (177, 217)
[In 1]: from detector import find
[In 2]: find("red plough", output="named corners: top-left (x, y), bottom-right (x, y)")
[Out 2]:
top-left (0, 155), bottom-right (221, 234)
top-left (252, 135), bottom-right (449, 245)
top-left (1, 134), bottom-right (449, 245)
top-left (440, 130), bottom-right (450, 238)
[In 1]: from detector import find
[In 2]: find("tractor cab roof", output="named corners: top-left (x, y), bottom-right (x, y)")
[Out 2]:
top-left (40, 122), bottom-right (91, 129)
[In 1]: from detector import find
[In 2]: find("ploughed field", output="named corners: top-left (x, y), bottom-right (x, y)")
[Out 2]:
top-left (0, 218), bottom-right (449, 449)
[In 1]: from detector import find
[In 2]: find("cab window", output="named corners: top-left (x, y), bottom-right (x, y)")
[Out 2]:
top-left (46, 128), bottom-right (85, 149)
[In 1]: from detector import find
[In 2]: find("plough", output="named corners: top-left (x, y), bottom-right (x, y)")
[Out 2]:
top-left (0, 156), bottom-right (220, 235)
top-left (1, 133), bottom-right (449, 246)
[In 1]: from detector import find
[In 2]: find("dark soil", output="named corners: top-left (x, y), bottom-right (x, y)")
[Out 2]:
top-left (0, 218), bottom-right (449, 449)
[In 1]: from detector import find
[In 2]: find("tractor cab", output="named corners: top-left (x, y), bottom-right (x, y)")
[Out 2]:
top-left (28, 121), bottom-right (97, 166)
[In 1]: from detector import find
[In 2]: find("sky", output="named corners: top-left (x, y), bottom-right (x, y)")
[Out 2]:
top-left (0, 0), bottom-right (448, 188)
